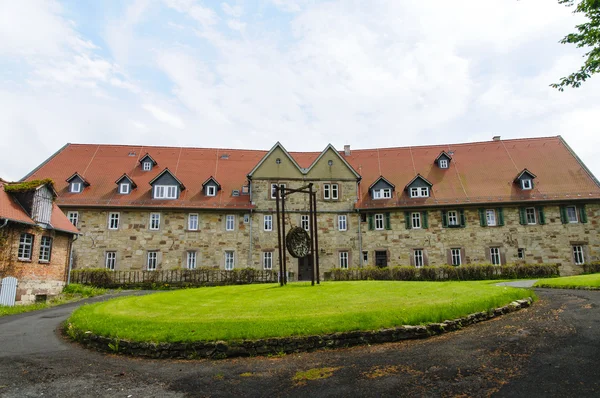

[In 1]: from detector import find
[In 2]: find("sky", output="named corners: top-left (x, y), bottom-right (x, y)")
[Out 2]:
top-left (1, 0), bottom-right (599, 181)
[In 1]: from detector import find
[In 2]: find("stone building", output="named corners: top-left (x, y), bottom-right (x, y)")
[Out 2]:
top-left (21, 136), bottom-right (600, 278)
top-left (0, 179), bottom-right (79, 303)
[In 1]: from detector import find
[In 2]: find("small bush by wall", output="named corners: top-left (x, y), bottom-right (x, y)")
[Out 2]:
top-left (583, 262), bottom-right (600, 274)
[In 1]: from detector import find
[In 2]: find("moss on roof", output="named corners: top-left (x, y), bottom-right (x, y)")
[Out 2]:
top-left (4, 179), bottom-right (54, 193)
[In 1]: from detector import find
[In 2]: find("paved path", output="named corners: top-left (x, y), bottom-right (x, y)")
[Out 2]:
top-left (496, 279), bottom-right (538, 288)
top-left (1, 288), bottom-right (599, 397)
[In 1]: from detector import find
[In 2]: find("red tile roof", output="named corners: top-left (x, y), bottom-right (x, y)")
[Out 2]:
top-left (22, 137), bottom-right (600, 210)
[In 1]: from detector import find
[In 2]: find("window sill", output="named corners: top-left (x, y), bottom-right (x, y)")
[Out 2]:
top-left (18, 258), bottom-right (32, 263)
top-left (38, 260), bottom-right (50, 264)
top-left (185, 229), bottom-right (200, 232)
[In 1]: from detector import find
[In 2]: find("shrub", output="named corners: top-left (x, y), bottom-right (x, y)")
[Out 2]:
top-left (583, 261), bottom-right (600, 274)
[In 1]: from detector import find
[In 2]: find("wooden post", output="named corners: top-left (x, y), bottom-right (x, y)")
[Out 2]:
top-left (275, 185), bottom-right (283, 287)
top-left (281, 186), bottom-right (287, 285)
top-left (309, 183), bottom-right (315, 286)
top-left (312, 191), bottom-right (320, 284)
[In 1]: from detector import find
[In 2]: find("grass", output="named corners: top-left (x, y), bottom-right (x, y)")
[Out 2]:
top-left (534, 273), bottom-right (600, 289)
top-left (68, 281), bottom-right (534, 343)
top-left (0, 284), bottom-right (108, 317)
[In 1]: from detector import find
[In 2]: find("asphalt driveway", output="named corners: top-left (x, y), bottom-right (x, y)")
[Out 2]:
top-left (0, 288), bottom-right (598, 397)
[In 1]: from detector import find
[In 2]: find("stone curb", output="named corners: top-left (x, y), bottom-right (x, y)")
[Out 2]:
top-left (68, 297), bottom-right (533, 360)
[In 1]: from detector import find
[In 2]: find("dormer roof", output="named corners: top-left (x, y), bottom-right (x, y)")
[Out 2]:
top-left (65, 172), bottom-right (90, 186)
top-left (435, 151), bottom-right (452, 163)
top-left (202, 176), bottom-right (221, 190)
top-left (514, 169), bottom-right (537, 182)
top-left (404, 174), bottom-right (433, 190)
top-left (368, 176), bottom-right (396, 190)
top-left (139, 153), bottom-right (158, 166)
top-left (115, 174), bottom-right (137, 189)
top-left (148, 168), bottom-right (186, 190)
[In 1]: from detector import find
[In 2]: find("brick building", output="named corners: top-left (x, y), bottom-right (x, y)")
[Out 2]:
top-left (0, 179), bottom-right (79, 303)
top-left (21, 136), bottom-right (600, 278)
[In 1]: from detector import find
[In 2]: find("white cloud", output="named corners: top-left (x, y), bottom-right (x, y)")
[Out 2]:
top-left (142, 104), bottom-right (186, 129)
top-left (221, 3), bottom-right (242, 18)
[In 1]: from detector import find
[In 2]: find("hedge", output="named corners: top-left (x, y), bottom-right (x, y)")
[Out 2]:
top-left (583, 261), bottom-right (600, 274)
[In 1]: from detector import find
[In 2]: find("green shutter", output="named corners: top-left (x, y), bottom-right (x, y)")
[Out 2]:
top-left (441, 210), bottom-right (448, 228)
top-left (519, 207), bottom-right (526, 225)
top-left (459, 209), bottom-right (466, 227)
top-left (368, 214), bottom-right (374, 230)
top-left (559, 205), bottom-right (567, 224)
top-left (497, 208), bottom-right (505, 226)
top-left (385, 212), bottom-right (391, 230)
top-left (422, 211), bottom-right (429, 229)
top-left (405, 212), bottom-right (411, 230)
top-left (579, 205), bottom-right (588, 223)
top-left (537, 207), bottom-right (546, 225)
top-left (478, 208), bottom-right (486, 227)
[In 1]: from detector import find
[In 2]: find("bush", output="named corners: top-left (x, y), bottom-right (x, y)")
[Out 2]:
top-left (583, 261), bottom-right (600, 274)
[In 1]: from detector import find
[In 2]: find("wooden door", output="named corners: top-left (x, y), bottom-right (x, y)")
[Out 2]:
top-left (297, 256), bottom-right (313, 281)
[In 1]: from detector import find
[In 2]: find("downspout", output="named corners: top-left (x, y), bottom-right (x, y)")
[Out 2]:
top-left (67, 234), bottom-right (78, 285)
top-left (248, 209), bottom-right (253, 268)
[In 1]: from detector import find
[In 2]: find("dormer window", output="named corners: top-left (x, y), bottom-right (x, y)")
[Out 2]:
top-left (119, 183), bottom-right (130, 194)
top-left (115, 174), bottom-right (136, 195)
top-left (514, 169), bottom-right (536, 191)
top-left (148, 168), bottom-right (184, 200)
top-left (405, 174), bottom-right (433, 199)
top-left (207, 185), bottom-right (216, 196)
top-left (410, 187), bottom-right (429, 198)
top-left (373, 188), bottom-right (392, 199)
top-left (521, 179), bottom-right (532, 190)
top-left (154, 185), bottom-right (177, 199)
top-left (70, 182), bottom-right (82, 193)
top-left (139, 153), bottom-right (157, 171)
top-left (202, 176), bottom-right (221, 197)
top-left (66, 172), bottom-right (89, 194)
top-left (143, 161), bottom-right (152, 171)
top-left (369, 176), bottom-right (395, 200)
top-left (435, 151), bottom-right (452, 169)
top-left (439, 159), bottom-right (448, 169)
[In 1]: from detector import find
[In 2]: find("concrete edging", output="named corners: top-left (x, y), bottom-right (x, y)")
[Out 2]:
top-left (68, 297), bottom-right (533, 359)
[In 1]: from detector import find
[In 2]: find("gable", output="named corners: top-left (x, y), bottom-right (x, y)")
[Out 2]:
top-left (405, 175), bottom-right (433, 190)
top-left (370, 178), bottom-right (395, 192)
top-left (249, 145), bottom-right (304, 179)
top-left (305, 146), bottom-right (360, 180)
top-left (151, 172), bottom-right (180, 187)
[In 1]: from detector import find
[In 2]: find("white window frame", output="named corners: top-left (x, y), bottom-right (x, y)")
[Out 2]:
top-left (573, 245), bottom-right (585, 265)
top-left (70, 182), bottom-right (82, 193)
top-left (566, 205), bottom-right (578, 223)
top-left (339, 251), bottom-right (349, 269)
top-left (262, 252), bottom-right (273, 270)
top-left (331, 184), bottom-right (339, 200)
top-left (439, 159), bottom-right (448, 169)
top-left (225, 251), bottom-right (235, 270)
top-left (270, 183), bottom-right (286, 199)
top-left (486, 209), bottom-right (497, 226)
top-left (374, 213), bottom-right (384, 230)
top-left (301, 215), bottom-right (310, 231)
top-left (206, 185), bottom-right (216, 196)
top-left (451, 248), bottom-right (462, 266)
top-left (410, 187), bottom-right (429, 198)
top-left (147, 251), bottom-right (158, 271)
top-left (119, 183), bottom-right (130, 194)
top-left (420, 187), bottom-right (429, 197)
top-left (108, 212), bottom-right (120, 230)
top-left (188, 213), bottom-right (198, 231)
top-left (67, 211), bottom-right (79, 227)
top-left (490, 247), bottom-right (501, 265)
top-left (518, 248), bottom-right (525, 259)
top-left (414, 249), bottom-right (424, 268)
top-left (149, 212), bottom-right (160, 230)
top-left (521, 179), bottom-right (532, 190)
top-left (105, 251), bottom-right (116, 270)
top-left (153, 185), bottom-right (177, 199)
top-left (264, 215), bottom-right (273, 231)
top-left (323, 184), bottom-right (331, 200)
top-left (362, 251), bottom-right (368, 264)
top-left (18, 233), bottom-right (34, 260)
top-left (525, 207), bottom-right (537, 225)
top-left (187, 251), bottom-right (197, 270)
top-left (226, 215), bottom-right (235, 231)
top-left (411, 212), bottom-right (421, 229)
top-left (338, 215), bottom-right (347, 231)
top-left (447, 210), bottom-right (458, 226)
top-left (142, 161), bottom-right (152, 171)
top-left (39, 236), bottom-right (52, 262)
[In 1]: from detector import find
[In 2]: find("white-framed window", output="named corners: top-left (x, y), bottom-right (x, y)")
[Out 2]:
top-left (39, 236), bottom-right (52, 262)
top-left (573, 245), bottom-right (585, 265)
top-left (566, 205), bottom-right (578, 223)
top-left (188, 213), bottom-right (198, 230)
top-left (375, 213), bottom-right (384, 230)
top-left (149, 213), bottom-right (160, 230)
top-left (70, 182), bottom-right (82, 193)
top-left (521, 179), bottom-right (532, 190)
top-left (525, 207), bottom-right (537, 225)
top-left (411, 212), bottom-right (421, 229)
top-left (339, 251), bottom-right (349, 269)
top-left (206, 185), bottom-right (216, 196)
top-left (147, 251), bottom-right (158, 271)
top-left (410, 187), bottom-right (429, 198)
top-left (518, 248), bottom-right (525, 259)
top-left (301, 215), bottom-right (310, 231)
top-left (108, 212), bottom-right (120, 230)
top-left (338, 215), bottom-right (347, 231)
top-left (490, 247), bottom-right (501, 265)
top-left (187, 251), bottom-right (197, 269)
top-left (225, 251), bottom-right (235, 270)
top-left (67, 211), bottom-right (79, 227)
top-left (447, 210), bottom-right (458, 226)
top-left (243, 214), bottom-right (250, 223)
top-left (18, 233), bottom-right (34, 260)
top-left (414, 249), bottom-right (424, 268)
top-left (262, 252), bottom-right (273, 270)
top-left (142, 161), bottom-right (152, 171)
top-left (119, 183), bottom-right (130, 194)
top-left (323, 183), bottom-right (339, 200)
top-left (373, 188), bottom-right (392, 199)
top-left (264, 215), bottom-right (273, 231)
top-left (486, 209), bottom-right (497, 226)
top-left (153, 185), bottom-right (177, 199)
top-left (451, 248), bottom-right (462, 266)
top-left (226, 215), bottom-right (235, 231)
top-left (439, 159), bottom-right (448, 169)
top-left (270, 183), bottom-right (286, 199)
top-left (105, 251), bottom-right (116, 270)
top-left (362, 251), bottom-right (368, 264)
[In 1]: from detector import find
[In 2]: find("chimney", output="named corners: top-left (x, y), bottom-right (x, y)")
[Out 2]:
top-left (493, 136), bottom-right (501, 141)
top-left (344, 145), bottom-right (351, 156)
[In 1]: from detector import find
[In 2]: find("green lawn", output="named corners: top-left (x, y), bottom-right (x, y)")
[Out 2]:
top-left (68, 281), bottom-right (534, 343)
top-left (534, 273), bottom-right (600, 289)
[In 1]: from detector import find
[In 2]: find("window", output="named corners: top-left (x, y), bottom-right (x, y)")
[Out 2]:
top-left (411, 212), bottom-right (421, 229)
top-left (414, 249), bottom-right (424, 268)
top-left (374, 213), bottom-right (384, 230)
top-left (450, 248), bottom-right (462, 266)
top-left (270, 183), bottom-right (286, 199)
top-left (226, 215), bottom-right (235, 231)
top-left (439, 159), bottom-right (448, 169)
top-left (521, 179), bottom-right (532, 190)
top-left (447, 211), bottom-right (458, 226)
top-left (362, 251), bottom-right (368, 264)
top-left (206, 185), bottom-right (216, 196)
top-left (67, 211), bottom-right (79, 227)
top-left (323, 183), bottom-right (339, 200)
top-left (105, 251), bottom-right (116, 270)
top-left (39, 236), bottom-right (52, 262)
top-left (372, 188), bottom-right (392, 199)
top-left (243, 214), bottom-right (250, 223)
top-left (525, 207), bottom-right (537, 225)
top-left (518, 248), bottom-right (525, 259)
top-left (188, 214), bottom-right (198, 230)
top-left (566, 206), bottom-right (578, 223)
top-left (154, 185), bottom-right (177, 199)
top-left (142, 161), bottom-right (152, 171)
top-left (410, 187), bottom-right (429, 198)
top-left (119, 183), bottom-right (130, 194)
top-left (339, 251), bottom-right (349, 269)
top-left (375, 250), bottom-right (388, 268)
top-left (225, 251), bottom-right (235, 270)
top-left (187, 251), bottom-right (197, 269)
top-left (486, 209), bottom-right (496, 226)
top-left (18, 233), bottom-right (34, 260)
top-left (301, 215), bottom-right (310, 231)
top-left (490, 247), bottom-right (501, 265)
top-left (263, 252), bottom-right (273, 270)
top-left (573, 245), bottom-right (585, 265)
top-left (70, 182), bottom-right (81, 193)
top-left (147, 251), bottom-right (158, 271)
top-left (338, 215), bottom-right (347, 231)
top-left (149, 213), bottom-right (160, 230)
top-left (108, 212), bottom-right (120, 230)
top-left (264, 215), bottom-right (273, 231)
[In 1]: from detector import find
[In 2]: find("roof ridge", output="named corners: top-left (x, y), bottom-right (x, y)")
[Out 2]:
top-left (20, 143), bottom-right (70, 181)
